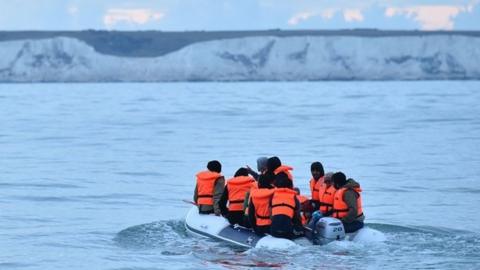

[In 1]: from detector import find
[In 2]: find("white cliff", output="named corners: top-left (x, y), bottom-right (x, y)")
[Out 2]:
top-left (0, 35), bottom-right (479, 82)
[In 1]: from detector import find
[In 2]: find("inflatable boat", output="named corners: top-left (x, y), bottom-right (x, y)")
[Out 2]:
top-left (184, 206), bottom-right (369, 249)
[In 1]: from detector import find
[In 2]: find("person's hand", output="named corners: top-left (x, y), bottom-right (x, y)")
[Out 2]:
top-left (293, 229), bottom-right (304, 236)
top-left (312, 210), bottom-right (323, 220)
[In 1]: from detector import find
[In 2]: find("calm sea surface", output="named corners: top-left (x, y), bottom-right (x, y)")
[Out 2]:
top-left (1, 81), bottom-right (479, 269)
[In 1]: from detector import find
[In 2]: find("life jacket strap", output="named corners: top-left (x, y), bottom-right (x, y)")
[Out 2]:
top-left (229, 199), bottom-right (244, 204)
top-left (256, 213), bottom-right (270, 220)
top-left (272, 203), bottom-right (295, 210)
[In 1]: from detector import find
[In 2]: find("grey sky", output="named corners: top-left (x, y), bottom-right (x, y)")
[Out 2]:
top-left (0, 0), bottom-right (479, 31)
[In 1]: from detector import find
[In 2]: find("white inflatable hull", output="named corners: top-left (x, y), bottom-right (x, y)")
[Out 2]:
top-left (184, 206), bottom-right (380, 248)
top-left (184, 206), bottom-right (296, 249)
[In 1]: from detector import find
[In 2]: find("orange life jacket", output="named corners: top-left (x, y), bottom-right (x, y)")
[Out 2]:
top-left (296, 194), bottom-right (309, 225)
top-left (309, 176), bottom-right (324, 201)
top-left (243, 182), bottom-right (258, 216)
top-left (196, 171), bottom-right (221, 206)
top-left (332, 186), bottom-right (363, 219)
top-left (250, 187), bottom-right (274, 226)
top-left (297, 194), bottom-right (308, 204)
top-left (271, 188), bottom-right (297, 219)
top-left (226, 176), bottom-right (255, 211)
top-left (318, 184), bottom-right (336, 214)
top-left (274, 165), bottom-right (294, 181)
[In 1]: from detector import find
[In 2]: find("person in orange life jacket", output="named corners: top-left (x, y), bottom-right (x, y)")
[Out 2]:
top-left (242, 157), bottom-right (268, 228)
top-left (332, 172), bottom-right (365, 233)
top-left (241, 180), bottom-right (259, 229)
top-left (193, 160), bottom-right (225, 215)
top-left (270, 173), bottom-right (304, 239)
top-left (246, 157), bottom-right (268, 181)
top-left (309, 162), bottom-right (325, 210)
top-left (306, 172), bottom-right (336, 233)
top-left (306, 173), bottom-right (335, 232)
top-left (248, 176), bottom-right (274, 235)
top-left (262, 156), bottom-right (294, 187)
top-left (259, 156), bottom-right (282, 187)
top-left (293, 187), bottom-right (312, 225)
top-left (318, 172), bottom-right (336, 216)
top-left (219, 168), bottom-right (256, 226)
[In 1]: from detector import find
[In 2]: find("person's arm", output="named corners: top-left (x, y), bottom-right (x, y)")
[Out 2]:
top-left (193, 184), bottom-right (198, 204)
top-left (243, 191), bottom-right (250, 214)
top-left (213, 176), bottom-right (225, 216)
top-left (311, 200), bottom-right (320, 211)
top-left (218, 187), bottom-right (229, 216)
top-left (342, 190), bottom-right (358, 223)
top-left (248, 198), bottom-right (256, 229)
top-left (292, 197), bottom-right (304, 236)
top-left (246, 166), bottom-right (260, 181)
top-left (293, 197), bottom-right (303, 227)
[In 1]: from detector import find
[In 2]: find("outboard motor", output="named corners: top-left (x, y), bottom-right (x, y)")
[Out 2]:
top-left (312, 217), bottom-right (345, 245)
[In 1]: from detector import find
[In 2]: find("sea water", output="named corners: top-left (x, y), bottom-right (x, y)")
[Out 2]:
top-left (1, 81), bottom-right (479, 269)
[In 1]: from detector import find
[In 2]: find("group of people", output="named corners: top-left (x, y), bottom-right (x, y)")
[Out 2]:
top-left (193, 156), bottom-right (365, 240)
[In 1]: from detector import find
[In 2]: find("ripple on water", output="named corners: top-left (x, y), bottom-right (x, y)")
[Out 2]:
top-left (113, 220), bottom-right (478, 269)
top-left (303, 222), bottom-right (472, 268)
top-left (0, 182), bottom-right (83, 189)
top-left (114, 220), bottom-right (190, 252)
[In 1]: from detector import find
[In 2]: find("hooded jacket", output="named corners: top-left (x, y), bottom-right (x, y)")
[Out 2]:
top-left (335, 179), bottom-right (365, 223)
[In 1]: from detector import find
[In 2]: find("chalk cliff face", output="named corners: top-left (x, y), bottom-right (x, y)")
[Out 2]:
top-left (0, 35), bottom-right (479, 82)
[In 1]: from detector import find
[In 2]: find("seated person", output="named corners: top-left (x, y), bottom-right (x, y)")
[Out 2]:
top-left (193, 160), bottom-right (225, 215)
top-left (219, 168), bottom-right (256, 226)
top-left (332, 172), bottom-right (365, 233)
top-left (248, 177), bottom-right (274, 235)
top-left (270, 173), bottom-right (303, 239)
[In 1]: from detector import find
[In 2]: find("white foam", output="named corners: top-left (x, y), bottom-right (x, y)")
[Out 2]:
top-left (254, 235), bottom-right (297, 249)
top-left (350, 227), bottom-right (387, 243)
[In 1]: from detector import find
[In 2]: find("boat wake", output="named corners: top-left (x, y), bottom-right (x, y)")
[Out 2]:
top-left (114, 219), bottom-right (480, 268)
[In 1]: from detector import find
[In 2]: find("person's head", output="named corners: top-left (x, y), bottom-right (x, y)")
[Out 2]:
top-left (267, 156), bottom-right (281, 173)
top-left (324, 172), bottom-right (334, 187)
top-left (234, 167), bottom-right (249, 177)
top-left (258, 176), bottom-right (273, 189)
top-left (332, 172), bottom-right (347, 189)
top-left (293, 187), bottom-right (301, 195)
top-left (310, 162), bottom-right (325, 180)
top-left (256, 157), bottom-right (268, 173)
top-left (207, 160), bottom-right (222, 173)
top-left (275, 172), bottom-right (293, 188)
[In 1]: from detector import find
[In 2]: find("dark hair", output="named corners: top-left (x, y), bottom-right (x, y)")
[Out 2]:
top-left (207, 160), bottom-right (222, 173)
top-left (234, 167), bottom-right (249, 177)
top-left (258, 175), bottom-right (273, 189)
top-left (274, 172), bottom-right (293, 188)
top-left (310, 162), bottom-right (325, 176)
top-left (267, 156), bottom-right (281, 172)
top-left (332, 172), bottom-right (347, 188)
